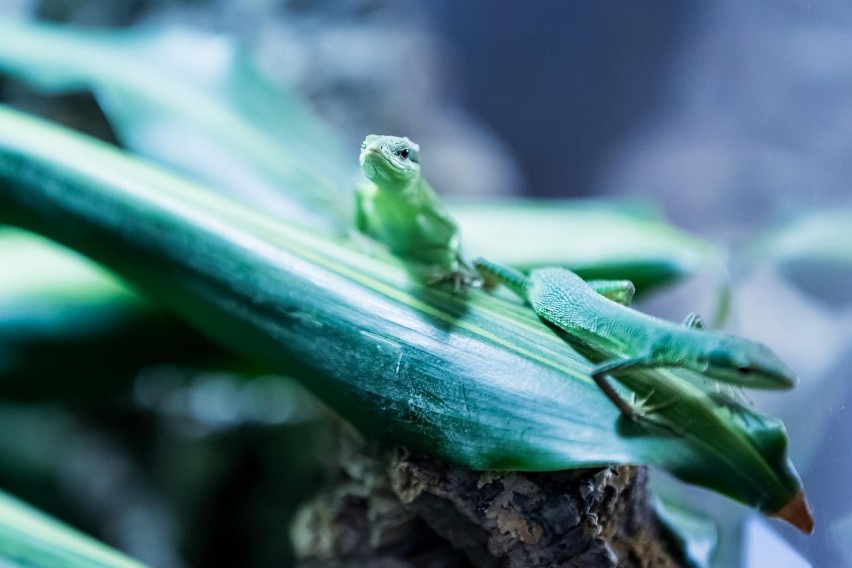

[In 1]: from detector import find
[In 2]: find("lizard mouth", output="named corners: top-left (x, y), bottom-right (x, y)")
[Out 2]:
top-left (360, 148), bottom-right (400, 181)
top-left (365, 162), bottom-right (379, 179)
top-left (360, 151), bottom-right (385, 180)
top-left (360, 148), bottom-right (385, 165)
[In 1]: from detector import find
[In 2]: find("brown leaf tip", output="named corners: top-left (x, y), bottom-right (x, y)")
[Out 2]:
top-left (772, 490), bottom-right (814, 534)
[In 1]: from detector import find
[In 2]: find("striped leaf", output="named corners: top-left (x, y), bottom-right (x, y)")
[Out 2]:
top-left (0, 489), bottom-right (146, 568)
top-left (0, 106), bottom-right (812, 532)
top-left (0, 18), bottom-right (719, 291)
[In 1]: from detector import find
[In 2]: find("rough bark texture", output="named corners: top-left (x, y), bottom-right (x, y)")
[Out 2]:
top-left (291, 430), bottom-right (684, 568)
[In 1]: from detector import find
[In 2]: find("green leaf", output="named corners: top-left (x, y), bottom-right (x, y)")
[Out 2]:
top-left (0, 488), bottom-right (147, 568)
top-left (0, 228), bottom-right (141, 333)
top-left (0, 18), bottom-right (719, 293)
top-left (0, 229), bottom-right (221, 401)
top-left (652, 496), bottom-right (718, 568)
top-left (0, 17), bottom-right (348, 228)
top-left (447, 199), bottom-right (722, 292)
top-left (741, 209), bottom-right (852, 308)
top-left (737, 210), bottom-right (852, 481)
top-left (0, 105), bottom-right (811, 531)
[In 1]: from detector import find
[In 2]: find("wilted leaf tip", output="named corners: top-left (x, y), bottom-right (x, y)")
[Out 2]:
top-left (772, 490), bottom-right (814, 534)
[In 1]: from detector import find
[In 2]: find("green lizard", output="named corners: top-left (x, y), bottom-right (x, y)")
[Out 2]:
top-left (474, 259), bottom-right (797, 421)
top-left (355, 134), bottom-right (476, 290)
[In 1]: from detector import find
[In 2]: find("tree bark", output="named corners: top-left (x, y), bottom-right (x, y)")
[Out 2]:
top-left (291, 429), bottom-right (684, 568)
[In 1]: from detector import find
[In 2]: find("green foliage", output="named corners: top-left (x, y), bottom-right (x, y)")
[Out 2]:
top-left (449, 199), bottom-right (721, 293)
top-left (0, 17), bottom-right (815, 563)
top-left (0, 18), bottom-right (348, 228)
top-left (742, 209), bottom-right (852, 308)
top-left (0, 229), bottom-right (220, 401)
top-left (653, 496), bottom-right (718, 568)
top-left (0, 106), bottom-right (806, 524)
top-left (0, 489), bottom-right (147, 567)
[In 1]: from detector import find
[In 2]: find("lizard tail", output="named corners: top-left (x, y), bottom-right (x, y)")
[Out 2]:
top-left (473, 258), bottom-right (530, 299)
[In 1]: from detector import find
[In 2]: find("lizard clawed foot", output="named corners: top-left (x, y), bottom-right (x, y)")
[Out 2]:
top-left (425, 267), bottom-right (481, 293)
top-left (623, 390), bottom-right (683, 435)
top-left (629, 389), bottom-right (674, 415)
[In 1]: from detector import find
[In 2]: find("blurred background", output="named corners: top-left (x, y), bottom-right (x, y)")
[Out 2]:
top-left (1, 1), bottom-right (850, 566)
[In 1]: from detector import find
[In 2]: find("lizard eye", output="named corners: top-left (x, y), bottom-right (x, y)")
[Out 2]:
top-left (737, 366), bottom-right (753, 375)
top-left (398, 148), bottom-right (410, 160)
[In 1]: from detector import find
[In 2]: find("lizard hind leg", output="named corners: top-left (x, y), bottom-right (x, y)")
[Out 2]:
top-left (455, 254), bottom-right (483, 289)
top-left (682, 312), bottom-right (706, 329)
top-left (590, 357), bottom-right (679, 432)
top-left (590, 357), bottom-right (650, 422)
top-left (629, 389), bottom-right (675, 415)
top-left (586, 279), bottom-right (636, 306)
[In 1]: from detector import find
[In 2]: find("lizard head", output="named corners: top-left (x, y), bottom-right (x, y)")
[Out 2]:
top-left (699, 333), bottom-right (798, 390)
top-left (359, 135), bottom-right (421, 186)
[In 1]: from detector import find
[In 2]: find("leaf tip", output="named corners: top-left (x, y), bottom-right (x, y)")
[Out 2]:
top-left (772, 490), bottom-right (814, 534)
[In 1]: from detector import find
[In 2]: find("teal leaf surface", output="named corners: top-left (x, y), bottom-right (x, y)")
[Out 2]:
top-left (0, 106), bottom-right (811, 532)
top-left (0, 488), bottom-right (146, 568)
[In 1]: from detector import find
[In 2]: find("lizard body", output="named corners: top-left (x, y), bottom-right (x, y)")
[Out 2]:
top-left (475, 259), bottom-right (797, 420)
top-left (355, 134), bottom-right (475, 290)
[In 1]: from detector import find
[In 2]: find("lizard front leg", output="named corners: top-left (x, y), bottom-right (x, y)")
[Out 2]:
top-left (422, 250), bottom-right (480, 293)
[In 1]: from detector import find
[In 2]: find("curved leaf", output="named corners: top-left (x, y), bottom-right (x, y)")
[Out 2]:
top-left (0, 18), bottom-right (718, 292)
top-left (741, 209), bottom-right (852, 308)
top-left (447, 199), bottom-right (722, 292)
top-left (0, 489), bottom-right (146, 568)
top-left (0, 105), bottom-right (810, 530)
top-left (653, 496), bottom-right (718, 568)
top-left (0, 229), bottom-right (220, 400)
top-left (0, 228), bottom-right (140, 333)
top-left (0, 17), bottom-right (348, 228)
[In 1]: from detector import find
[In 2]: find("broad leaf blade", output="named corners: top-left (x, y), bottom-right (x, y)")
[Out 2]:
top-left (0, 18), bottom-right (348, 227)
top-left (0, 105), bottom-right (810, 530)
top-left (448, 199), bottom-right (722, 292)
top-left (0, 489), bottom-right (146, 568)
top-left (741, 209), bottom-right (852, 308)
top-left (0, 229), bottom-right (220, 401)
top-left (0, 18), bottom-right (723, 292)
top-left (0, 228), bottom-right (140, 333)
top-left (653, 496), bottom-right (718, 568)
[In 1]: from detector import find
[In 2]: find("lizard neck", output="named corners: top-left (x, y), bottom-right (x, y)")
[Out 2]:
top-left (373, 176), bottom-right (422, 202)
top-left (652, 328), bottom-right (715, 371)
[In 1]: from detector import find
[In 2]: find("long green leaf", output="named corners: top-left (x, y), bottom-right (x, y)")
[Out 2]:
top-left (0, 18), bottom-right (718, 292)
top-left (0, 17), bottom-right (348, 228)
top-left (0, 105), bottom-right (811, 530)
top-left (0, 229), bottom-right (221, 401)
top-left (0, 203), bottom-right (715, 395)
top-left (653, 496), bottom-right (718, 568)
top-left (0, 201), bottom-right (717, 394)
top-left (0, 20), bottom-right (720, 291)
top-left (741, 209), bottom-right (852, 308)
top-left (0, 489), bottom-right (146, 568)
top-left (448, 199), bottom-right (722, 292)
